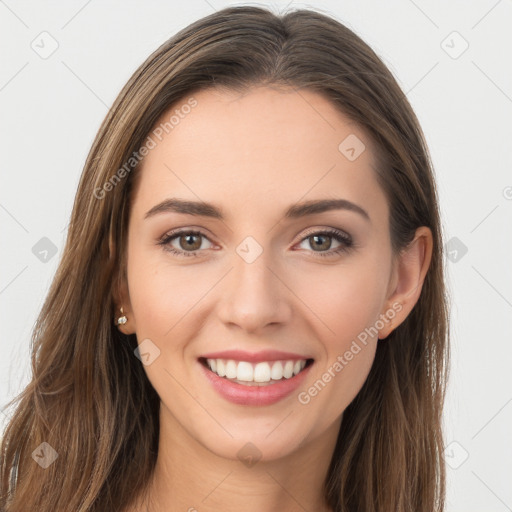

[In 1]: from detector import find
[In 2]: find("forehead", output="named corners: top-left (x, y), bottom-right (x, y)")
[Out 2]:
top-left (131, 86), bottom-right (387, 223)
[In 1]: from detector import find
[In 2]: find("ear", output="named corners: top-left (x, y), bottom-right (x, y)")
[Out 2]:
top-left (378, 226), bottom-right (433, 339)
top-left (112, 268), bottom-right (137, 335)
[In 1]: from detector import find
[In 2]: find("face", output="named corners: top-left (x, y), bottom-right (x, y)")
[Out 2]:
top-left (121, 86), bottom-right (400, 461)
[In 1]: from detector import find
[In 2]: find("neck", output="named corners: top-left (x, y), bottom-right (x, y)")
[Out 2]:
top-left (135, 403), bottom-right (340, 512)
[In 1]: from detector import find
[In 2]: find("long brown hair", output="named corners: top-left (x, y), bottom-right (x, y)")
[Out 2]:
top-left (1, 6), bottom-right (449, 511)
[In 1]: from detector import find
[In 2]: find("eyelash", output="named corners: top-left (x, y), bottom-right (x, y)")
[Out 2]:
top-left (157, 228), bottom-right (353, 259)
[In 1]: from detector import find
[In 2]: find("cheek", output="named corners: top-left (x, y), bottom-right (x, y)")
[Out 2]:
top-left (292, 257), bottom-right (386, 344)
top-left (291, 259), bottom-right (384, 418)
top-left (126, 245), bottom-right (209, 339)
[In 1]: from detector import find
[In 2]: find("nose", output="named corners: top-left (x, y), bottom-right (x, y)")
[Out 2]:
top-left (216, 248), bottom-right (292, 334)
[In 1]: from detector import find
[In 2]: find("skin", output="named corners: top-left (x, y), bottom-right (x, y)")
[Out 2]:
top-left (116, 86), bottom-right (432, 512)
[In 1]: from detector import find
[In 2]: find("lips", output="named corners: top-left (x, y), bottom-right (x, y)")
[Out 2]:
top-left (198, 350), bottom-right (314, 406)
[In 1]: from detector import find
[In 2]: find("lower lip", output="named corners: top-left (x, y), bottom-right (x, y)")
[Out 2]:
top-left (200, 361), bottom-right (313, 406)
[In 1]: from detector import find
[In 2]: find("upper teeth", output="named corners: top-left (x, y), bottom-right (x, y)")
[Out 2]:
top-left (206, 359), bottom-right (307, 383)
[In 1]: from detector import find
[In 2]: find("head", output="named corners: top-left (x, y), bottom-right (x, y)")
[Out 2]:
top-left (1, 6), bottom-right (449, 512)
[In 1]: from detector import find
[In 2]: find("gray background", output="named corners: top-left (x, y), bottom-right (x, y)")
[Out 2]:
top-left (1, 1), bottom-right (511, 510)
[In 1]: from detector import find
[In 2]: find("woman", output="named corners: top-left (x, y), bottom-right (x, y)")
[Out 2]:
top-left (0, 6), bottom-right (449, 511)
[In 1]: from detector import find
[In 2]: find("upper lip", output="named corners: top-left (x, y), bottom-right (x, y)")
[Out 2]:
top-left (200, 349), bottom-right (313, 363)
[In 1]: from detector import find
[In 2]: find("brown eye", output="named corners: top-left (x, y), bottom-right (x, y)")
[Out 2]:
top-left (296, 229), bottom-right (353, 258)
top-left (308, 234), bottom-right (333, 251)
top-left (158, 230), bottom-right (213, 257)
top-left (178, 233), bottom-right (202, 251)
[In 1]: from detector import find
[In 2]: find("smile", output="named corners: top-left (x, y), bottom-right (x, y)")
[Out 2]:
top-left (198, 350), bottom-right (314, 406)
top-left (201, 358), bottom-right (312, 385)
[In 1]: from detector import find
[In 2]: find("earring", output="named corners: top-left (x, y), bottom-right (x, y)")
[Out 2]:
top-left (116, 307), bottom-right (127, 325)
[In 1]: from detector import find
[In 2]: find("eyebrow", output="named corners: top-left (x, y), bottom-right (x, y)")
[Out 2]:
top-left (144, 197), bottom-right (370, 222)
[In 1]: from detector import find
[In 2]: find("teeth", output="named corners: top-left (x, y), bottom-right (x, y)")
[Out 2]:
top-left (283, 361), bottom-right (294, 378)
top-left (254, 362), bottom-right (271, 382)
top-left (205, 358), bottom-right (308, 383)
top-left (237, 361), bottom-right (253, 382)
top-left (216, 359), bottom-right (225, 377)
top-left (271, 361), bottom-right (283, 380)
top-left (225, 360), bottom-right (237, 379)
